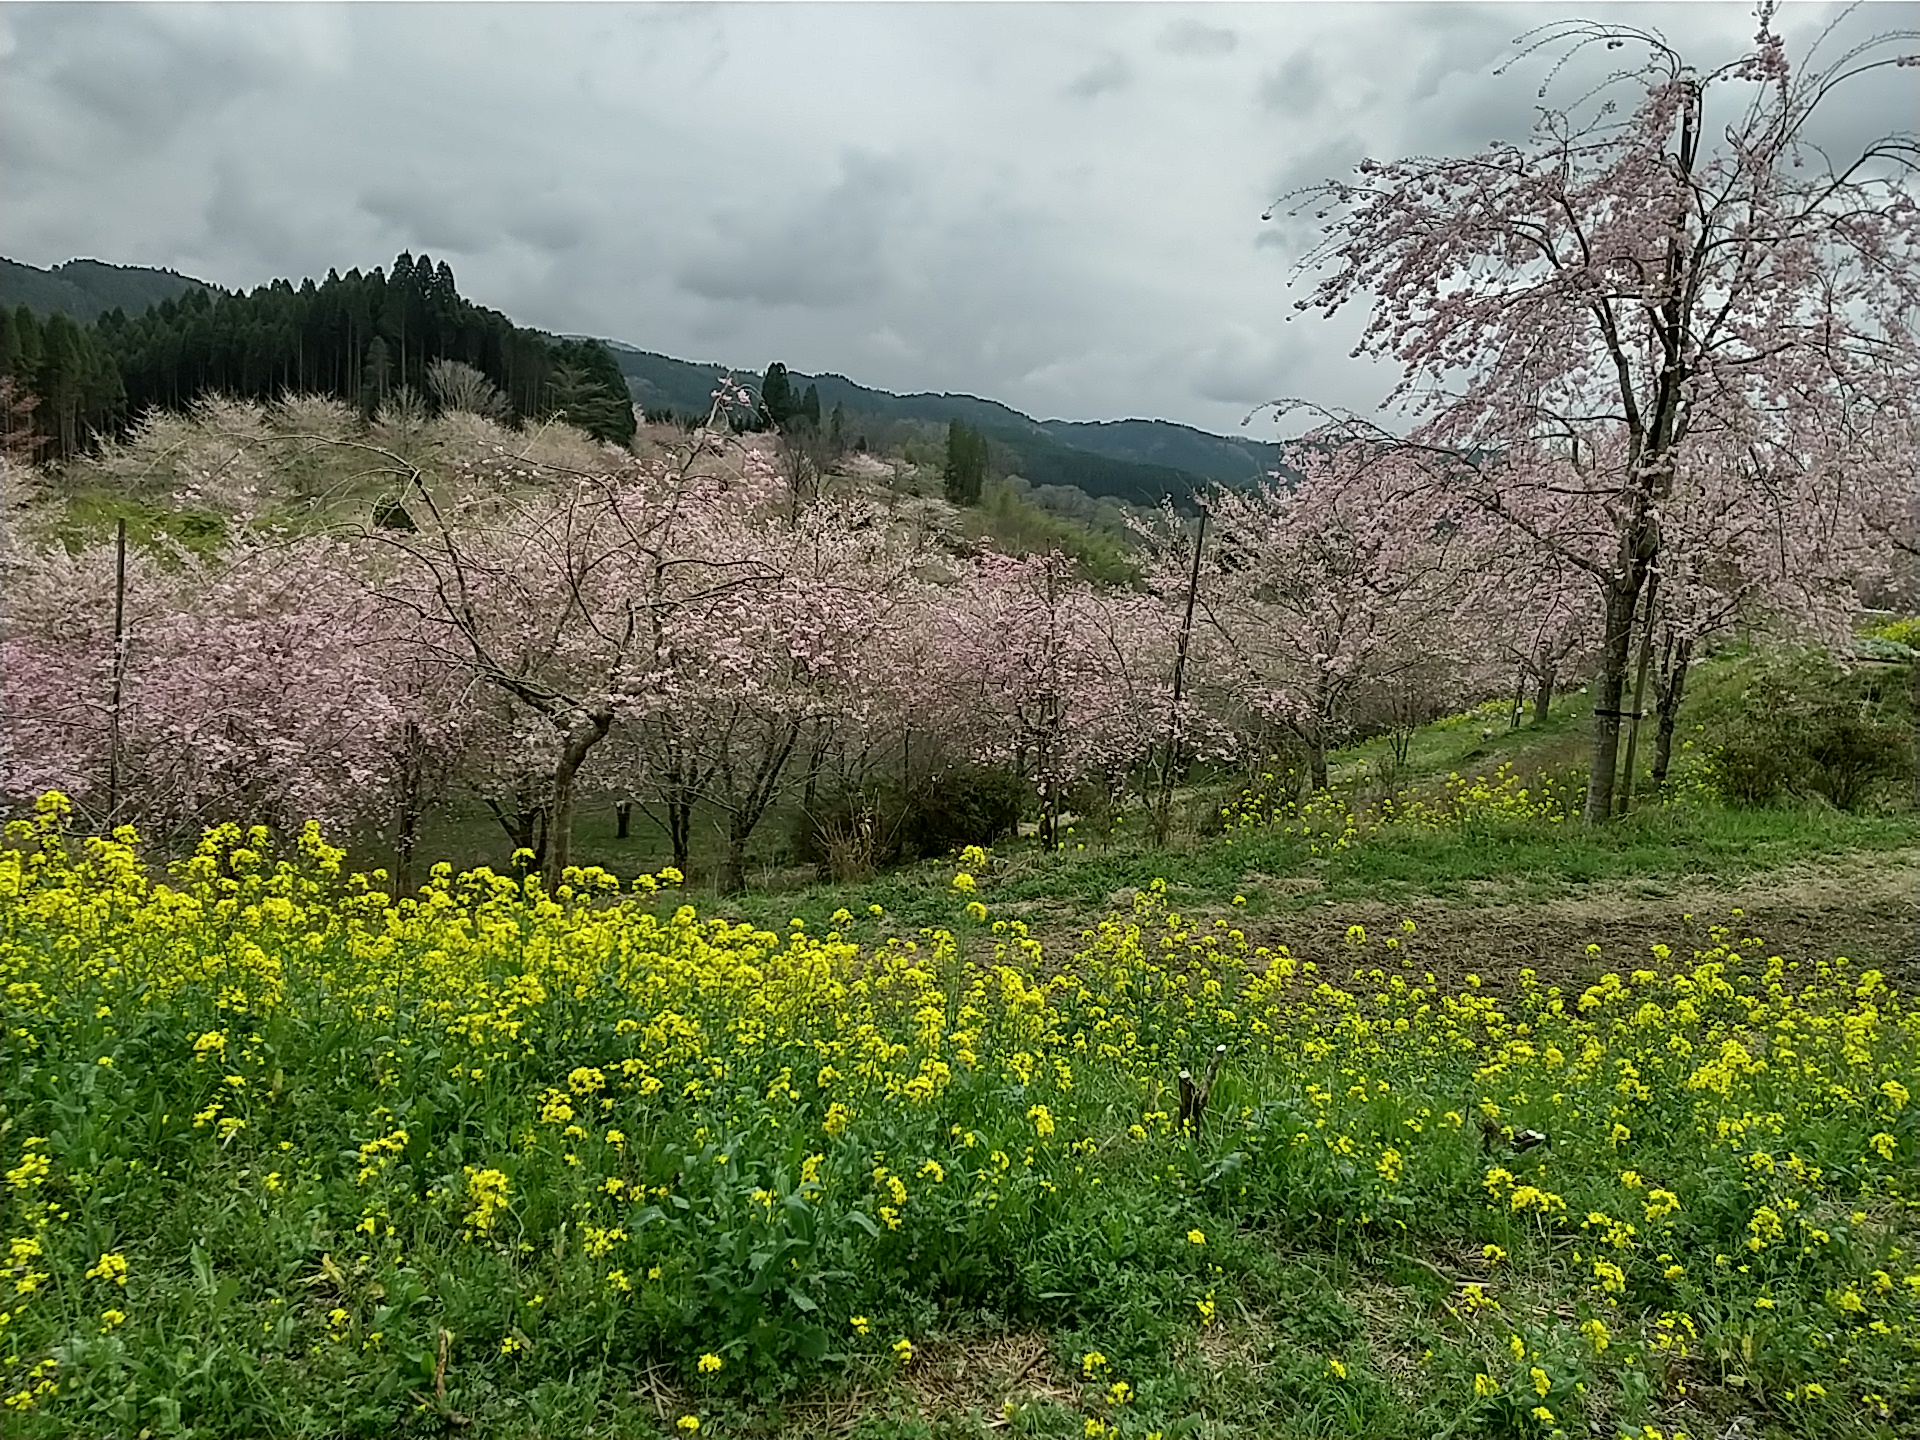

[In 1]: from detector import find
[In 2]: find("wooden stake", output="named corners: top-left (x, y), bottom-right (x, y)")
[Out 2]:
top-left (106, 517), bottom-right (127, 828)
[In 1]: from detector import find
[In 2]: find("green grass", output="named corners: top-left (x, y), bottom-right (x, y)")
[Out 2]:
top-left (371, 648), bottom-right (1916, 949)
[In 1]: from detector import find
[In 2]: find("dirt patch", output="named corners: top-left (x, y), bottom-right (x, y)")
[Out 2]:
top-left (905, 1331), bottom-right (1077, 1423)
top-left (1239, 848), bottom-right (1920, 990)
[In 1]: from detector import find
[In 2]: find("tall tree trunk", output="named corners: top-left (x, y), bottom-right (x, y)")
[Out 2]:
top-left (1510, 666), bottom-right (1527, 731)
top-left (667, 791), bottom-right (692, 873)
top-left (542, 711), bottom-right (613, 892)
top-left (615, 800), bottom-right (632, 840)
top-left (721, 817), bottom-right (751, 895)
top-left (393, 720), bottom-right (424, 897)
top-left (1533, 663), bottom-right (1556, 725)
top-left (1649, 633), bottom-right (1692, 790)
top-left (487, 796), bottom-right (544, 870)
top-left (1304, 714), bottom-right (1331, 793)
top-left (716, 719), bottom-right (803, 893)
top-left (1156, 510), bottom-right (1207, 843)
top-left (1616, 573), bottom-right (1661, 816)
top-left (802, 727), bottom-right (829, 811)
top-left (1584, 577), bottom-right (1644, 824)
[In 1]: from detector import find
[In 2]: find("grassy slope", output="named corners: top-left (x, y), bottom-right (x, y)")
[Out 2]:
top-left (405, 651), bottom-right (1917, 972)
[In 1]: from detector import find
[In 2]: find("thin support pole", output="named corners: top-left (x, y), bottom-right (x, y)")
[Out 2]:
top-left (106, 517), bottom-right (128, 828)
top-left (1616, 570), bottom-right (1660, 817)
top-left (1155, 509), bottom-right (1207, 844)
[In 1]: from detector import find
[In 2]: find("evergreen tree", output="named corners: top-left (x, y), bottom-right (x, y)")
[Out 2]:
top-left (361, 335), bottom-right (393, 416)
top-left (0, 252), bottom-right (638, 456)
top-left (545, 339), bottom-right (637, 447)
top-left (760, 362), bottom-right (794, 429)
top-left (944, 419), bottom-right (989, 506)
top-left (828, 401), bottom-right (847, 455)
top-left (3, 307), bottom-right (44, 393)
top-left (800, 382), bottom-right (821, 431)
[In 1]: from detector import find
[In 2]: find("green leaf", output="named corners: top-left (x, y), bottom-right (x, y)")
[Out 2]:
top-left (793, 1324), bottom-right (830, 1362)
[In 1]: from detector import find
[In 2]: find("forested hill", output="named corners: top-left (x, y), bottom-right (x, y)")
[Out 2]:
top-left (0, 252), bottom-right (635, 460)
top-left (608, 343), bottom-right (1292, 507)
top-left (2, 251), bottom-right (1283, 506)
top-left (0, 257), bottom-right (208, 326)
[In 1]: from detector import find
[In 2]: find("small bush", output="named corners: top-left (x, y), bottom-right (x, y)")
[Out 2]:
top-left (1707, 650), bottom-right (1913, 811)
top-left (898, 765), bottom-right (1027, 858)
top-left (1706, 723), bottom-right (1802, 808)
top-left (791, 766), bottom-right (1027, 875)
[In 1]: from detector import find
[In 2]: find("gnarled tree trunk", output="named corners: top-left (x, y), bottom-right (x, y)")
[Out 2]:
top-left (542, 710), bottom-right (613, 892)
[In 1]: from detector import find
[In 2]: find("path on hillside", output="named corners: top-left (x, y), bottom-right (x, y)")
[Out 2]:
top-left (1271, 846), bottom-right (1920, 989)
top-left (1038, 847), bottom-right (1920, 990)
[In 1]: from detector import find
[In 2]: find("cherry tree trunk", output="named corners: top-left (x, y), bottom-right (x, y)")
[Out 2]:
top-left (1304, 719), bottom-right (1330, 793)
top-left (392, 720), bottom-right (424, 897)
top-left (1533, 664), bottom-right (1556, 726)
top-left (721, 820), bottom-right (752, 895)
top-left (542, 712), bottom-right (613, 892)
top-left (666, 793), bottom-right (693, 873)
top-left (718, 720), bottom-right (804, 893)
top-left (615, 800), bottom-right (632, 840)
top-left (1649, 636), bottom-right (1693, 790)
top-left (801, 728), bottom-right (830, 811)
top-left (488, 798), bottom-right (546, 871)
top-left (1583, 579), bottom-right (1643, 824)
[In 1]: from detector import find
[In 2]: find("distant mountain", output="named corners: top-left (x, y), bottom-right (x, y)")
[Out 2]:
top-left (0, 257), bottom-right (211, 325)
top-left (1038, 418), bottom-right (1280, 486)
top-left (604, 342), bottom-right (1291, 507)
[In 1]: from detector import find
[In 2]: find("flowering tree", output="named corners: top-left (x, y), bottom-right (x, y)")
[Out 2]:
top-left (618, 498), bottom-right (933, 889)
top-left (0, 529), bottom-right (421, 843)
top-left (1471, 543), bottom-right (1598, 729)
top-left (922, 550), bottom-right (1205, 844)
top-left (1162, 446), bottom-right (1475, 790)
top-left (1275, 7), bottom-right (1920, 819)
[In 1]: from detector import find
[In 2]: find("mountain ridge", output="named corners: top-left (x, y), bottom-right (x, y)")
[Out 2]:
top-left (0, 256), bottom-right (210, 326)
top-left (604, 342), bottom-right (1289, 504)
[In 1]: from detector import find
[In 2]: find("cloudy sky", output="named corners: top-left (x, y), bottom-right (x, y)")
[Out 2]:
top-left (3, 2), bottom-right (1912, 435)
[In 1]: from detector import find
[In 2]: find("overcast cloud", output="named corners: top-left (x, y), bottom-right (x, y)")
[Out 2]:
top-left (3, 2), bottom-right (1912, 434)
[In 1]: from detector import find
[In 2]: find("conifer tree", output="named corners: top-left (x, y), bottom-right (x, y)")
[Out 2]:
top-left (944, 419), bottom-right (988, 506)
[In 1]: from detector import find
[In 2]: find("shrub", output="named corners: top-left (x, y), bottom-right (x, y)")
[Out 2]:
top-left (791, 766), bottom-right (1027, 875)
top-left (1707, 650), bottom-right (1912, 811)
top-left (898, 765), bottom-right (1027, 858)
top-left (1707, 723), bottom-right (1801, 808)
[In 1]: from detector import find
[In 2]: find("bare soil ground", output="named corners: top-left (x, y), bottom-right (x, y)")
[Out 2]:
top-left (1017, 849), bottom-right (1919, 992)
top-left (1253, 846), bottom-right (1920, 991)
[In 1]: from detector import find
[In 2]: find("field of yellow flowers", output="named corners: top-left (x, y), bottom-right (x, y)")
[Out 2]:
top-left (2, 793), bottom-right (1915, 1440)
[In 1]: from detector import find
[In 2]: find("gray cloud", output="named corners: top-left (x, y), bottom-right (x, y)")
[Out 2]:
top-left (1259, 53), bottom-right (1323, 117)
top-left (1065, 52), bottom-right (1133, 99)
top-left (1, 1), bottom-right (1907, 435)
top-left (1160, 20), bottom-right (1237, 57)
top-left (358, 178), bottom-right (497, 258)
top-left (676, 153), bottom-right (915, 310)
